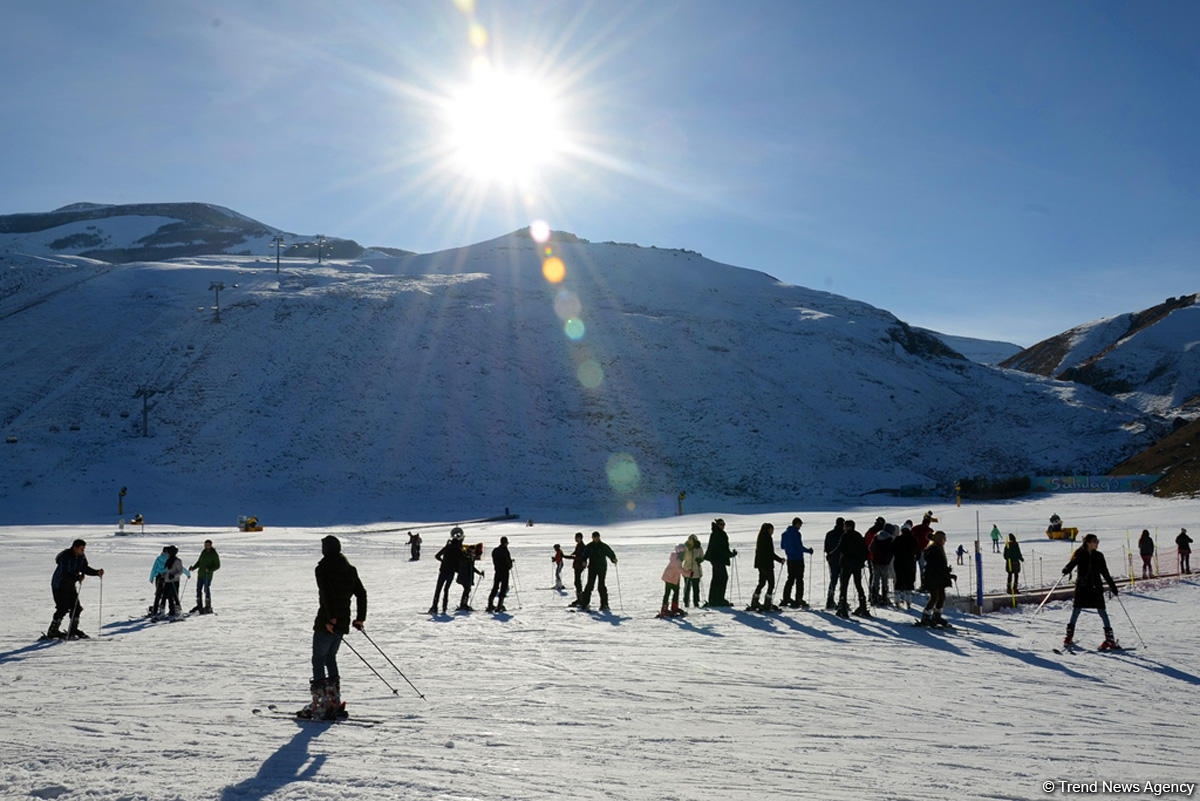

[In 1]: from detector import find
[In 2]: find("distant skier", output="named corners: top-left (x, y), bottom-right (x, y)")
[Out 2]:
top-left (915, 530), bottom-right (955, 628)
top-left (579, 531), bottom-right (618, 611)
top-left (148, 545), bottom-right (170, 617)
top-left (189, 539), bottom-right (220, 614)
top-left (1177, 528), bottom-right (1192, 574)
top-left (657, 544), bottom-right (686, 618)
top-left (1137, 530), bottom-right (1154, 579)
top-left (748, 522), bottom-right (784, 611)
top-left (407, 531), bottom-right (422, 561)
top-left (1061, 533), bottom-right (1120, 650)
top-left (780, 518), bottom-right (814, 608)
top-left (298, 535), bottom-right (366, 720)
top-left (990, 524), bottom-right (1002, 553)
top-left (44, 539), bottom-right (104, 640)
top-left (487, 536), bottom-right (513, 613)
top-left (1003, 534), bottom-right (1023, 594)
top-left (955, 543), bottom-right (966, 566)
top-left (823, 518), bottom-right (844, 610)
top-left (835, 520), bottom-right (869, 619)
top-left (429, 528), bottom-right (465, 615)
top-left (681, 534), bottom-right (705, 609)
top-left (161, 545), bottom-right (191, 618)
top-left (704, 518), bottom-right (737, 608)
top-left (567, 531), bottom-right (588, 606)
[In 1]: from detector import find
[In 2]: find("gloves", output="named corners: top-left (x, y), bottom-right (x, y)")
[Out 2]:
top-left (731, 549), bottom-right (738, 558)
top-left (352, 619), bottom-right (364, 630)
top-left (1062, 567), bottom-right (1071, 576)
top-left (1111, 587), bottom-right (1119, 597)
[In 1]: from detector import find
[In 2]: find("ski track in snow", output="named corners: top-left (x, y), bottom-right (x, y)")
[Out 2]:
top-left (2, 500), bottom-right (1199, 800)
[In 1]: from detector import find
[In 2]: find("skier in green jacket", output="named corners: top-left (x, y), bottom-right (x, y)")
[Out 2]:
top-left (189, 540), bottom-right (221, 614)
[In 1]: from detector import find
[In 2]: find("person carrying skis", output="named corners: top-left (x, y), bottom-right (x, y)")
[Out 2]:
top-left (579, 531), bottom-right (618, 611)
top-left (780, 518), bottom-right (814, 608)
top-left (429, 527), bottom-right (465, 615)
top-left (749, 522), bottom-right (785, 611)
top-left (1061, 533), bottom-right (1121, 650)
top-left (45, 539), bottom-right (104, 640)
top-left (1003, 533), bottom-right (1024, 594)
top-left (1177, 528), bottom-right (1192, 574)
top-left (551, 543), bottom-right (565, 591)
top-left (189, 539), bottom-right (220, 614)
top-left (916, 530), bottom-right (955, 628)
top-left (567, 531), bottom-right (589, 607)
top-left (657, 544), bottom-right (686, 618)
top-left (299, 535), bottom-right (366, 720)
top-left (487, 536), bottom-right (514, 613)
top-left (148, 545), bottom-right (170, 617)
top-left (457, 543), bottom-right (485, 611)
top-left (681, 534), bottom-right (704, 609)
top-left (835, 520), bottom-right (869, 619)
top-left (161, 545), bottom-right (191, 618)
top-left (823, 518), bottom-right (844, 610)
top-left (407, 531), bottom-right (422, 561)
top-left (704, 518), bottom-right (737, 608)
top-left (1137, 530), bottom-right (1154, 579)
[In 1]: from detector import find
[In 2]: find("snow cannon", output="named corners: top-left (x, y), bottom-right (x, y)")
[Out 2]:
top-left (238, 515), bottom-right (264, 532)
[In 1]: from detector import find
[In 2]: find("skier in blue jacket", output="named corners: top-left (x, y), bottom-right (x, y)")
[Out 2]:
top-left (780, 518), bottom-right (814, 608)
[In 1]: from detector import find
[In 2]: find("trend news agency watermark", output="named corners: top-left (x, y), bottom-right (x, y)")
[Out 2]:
top-left (1043, 781), bottom-right (1196, 797)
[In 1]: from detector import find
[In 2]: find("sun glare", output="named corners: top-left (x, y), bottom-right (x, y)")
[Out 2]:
top-left (444, 65), bottom-right (567, 184)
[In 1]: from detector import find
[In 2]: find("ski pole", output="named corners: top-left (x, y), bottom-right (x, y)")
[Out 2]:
top-left (1113, 591), bottom-right (1146, 649)
top-left (511, 565), bottom-right (522, 609)
top-left (98, 575), bottom-right (103, 638)
top-left (357, 628), bottom-right (427, 700)
top-left (1030, 573), bottom-right (1068, 622)
top-left (613, 561), bottom-right (624, 613)
top-left (732, 557), bottom-right (741, 605)
top-left (181, 574), bottom-right (191, 613)
top-left (341, 636), bottom-right (399, 696)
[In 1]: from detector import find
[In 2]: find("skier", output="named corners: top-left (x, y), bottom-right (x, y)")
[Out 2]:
top-left (916, 530), bottom-right (955, 628)
top-left (990, 524), bottom-right (1002, 553)
top-left (911, 513), bottom-right (935, 589)
top-left (161, 546), bottom-right (191, 618)
top-left (657, 544), bottom-right (686, 618)
top-left (681, 534), bottom-right (704, 609)
top-left (869, 523), bottom-right (897, 607)
top-left (45, 539), bottom-right (104, 640)
top-left (407, 531), bottom-right (422, 561)
top-left (1061, 533), bottom-right (1120, 650)
top-left (487, 536), bottom-right (513, 613)
top-left (780, 518), bottom-right (813, 608)
top-left (863, 517), bottom-right (885, 593)
top-left (823, 518), bottom-right (844, 610)
top-left (835, 520), bottom-right (869, 619)
top-left (892, 521), bottom-right (920, 610)
top-left (955, 544), bottom-right (966, 566)
top-left (456, 542), bottom-right (485, 611)
top-left (148, 545), bottom-right (170, 617)
top-left (1177, 528), bottom-right (1192, 574)
top-left (704, 518), bottom-right (737, 608)
top-left (567, 531), bottom-right (588, 606)
top-left (298, 535), bottom-right (366, 720)
top-left (1003, 534), bottom-right (1023, 594)
top-left (551, 543), bottom-right (565, 591)
top-left (189, 539), bottom-right (220, 614)
top-left (579, 531), bottom-right (618, 611)
top-left (429, 527), bottom-right (465, 615)
top-left (1137, 530), bottom-right (1154, 579)
top-left (748, 522), bottom-right (784, 611)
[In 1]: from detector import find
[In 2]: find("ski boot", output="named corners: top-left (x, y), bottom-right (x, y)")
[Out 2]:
top-left (66, 616), bottom-right (89, 639)
top-left (1063, 624), bottom-right (1075, 649)
top-left (486, 604), bottom-right (495, 613)
top-left (914, 613), bottom-right (932, 627)
top-left (835, 602), bottom-right (850, 619)
top-left (851, 604), bottom-right (872, 619)
top-left (670, 602), bottom-right (685, 617)
top-left (496, 604), bottom-right (506, 613)
top-left (1099, 628), bottom-right (1119, 651)
top-left (656, 604), bottom-right (670, 619)
top-left (761, 594), bottom-right (781, 612)
top-left (932, 613), bottom-right (953, 629)
top-left (427, 604), bottom-right (439, 616)
top-left (797, 599), bottom-right (810, 609)
top-left (42, 616), bottom-right (67, 640)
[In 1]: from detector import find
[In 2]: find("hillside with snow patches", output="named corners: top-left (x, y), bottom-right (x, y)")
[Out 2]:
top-left (0, 204), bottom-right (1168, 526)
top-left (1001, 294), bottom-right (1200, 420)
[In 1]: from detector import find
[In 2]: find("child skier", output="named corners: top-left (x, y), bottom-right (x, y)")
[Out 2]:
top-left (657, 544), bottom-right (686, 618)
top-left (148, 546), bottom-right (170, 617)
top-left (551, 544), bottom-right (565, 590)
top-left (681, 534), bottom-right (704, 609)
top-left (162, 546), bottom-right (191, 618)
top-left (457, 543), bottom-right (485, 611)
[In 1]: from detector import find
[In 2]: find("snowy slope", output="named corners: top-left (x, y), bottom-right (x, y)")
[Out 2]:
top-left (2, 493), bottom-right (1197, 801)
top-left (916, 328), bottom-right (1021, 365)
top-left (0, 230), bottom-right (1161, 525)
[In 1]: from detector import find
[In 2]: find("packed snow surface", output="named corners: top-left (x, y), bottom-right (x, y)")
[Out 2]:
top-left (3, 493), bottom-right (1198, 800)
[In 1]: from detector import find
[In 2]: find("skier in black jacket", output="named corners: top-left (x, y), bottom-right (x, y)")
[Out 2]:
top-left (45, 539), bottom-right (104, 639)
top-left (835, 520), bottom-right (869, 619)
top-left (299, 534), bottom-right (366, 720)
top-left (429, 527), bottom-right (465, 615)
top-left (916, 530), bottom-right (954, 627)
top-left (566, 531), bottom-right (589, 606)
top-left (704, 518), bottom-right (737, 608)
top-left (823, 518), bottom-right (844, 610)
top-left (1062, 533), bottom-right (1120, 650)
top-left (1177, 528), bottom-right (1192, 574)
top-left (487, 536), bottom-right (514, 613)
top-left (749, 522), bottom-right (785, 611)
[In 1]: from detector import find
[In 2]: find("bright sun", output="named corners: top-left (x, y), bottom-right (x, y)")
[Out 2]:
top-left (443, 62), bottom-right (567, 185)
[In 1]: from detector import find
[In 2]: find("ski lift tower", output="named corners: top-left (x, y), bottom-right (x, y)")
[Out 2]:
top-left (209, 281), bottom-right (225, 322)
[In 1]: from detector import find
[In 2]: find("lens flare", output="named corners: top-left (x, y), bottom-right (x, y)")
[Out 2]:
top-left (530, 220), bottom-right (550, 243)
top-left (577, 359), bottom-right (603, 388)
top-left (553, 289), bottom-right (581, 320)
top-left (606, 453), bottom-right (641, 494)
top-left (564, 318), bottom-right (585, 340)
top-left (542, 256), bottom-right (565, 283)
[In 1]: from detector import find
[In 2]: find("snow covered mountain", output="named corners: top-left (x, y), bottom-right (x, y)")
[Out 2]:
top-left (916, 328), bottom-right (1021, 366)
top-left (0, 206), bottom-right (1165, 525)
top-left (1000, 294), bottom-right (1200, 420)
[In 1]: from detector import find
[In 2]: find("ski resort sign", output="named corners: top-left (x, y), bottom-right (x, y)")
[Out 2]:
top-left (1031, 475), bottom-right (1161, 493)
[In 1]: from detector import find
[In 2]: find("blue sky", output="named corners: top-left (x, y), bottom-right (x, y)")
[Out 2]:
top-left (2, 0), bottom-right (1197, 345)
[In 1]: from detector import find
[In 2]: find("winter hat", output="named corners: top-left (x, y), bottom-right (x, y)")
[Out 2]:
top-left (321, 535), bottom-right (341, 556)
top-left (450, 527), bottom-right (465, 541)
top-left (166, 545), bottom-right (178, 556)
top-left (72, 539), bottom-right (87, 549)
